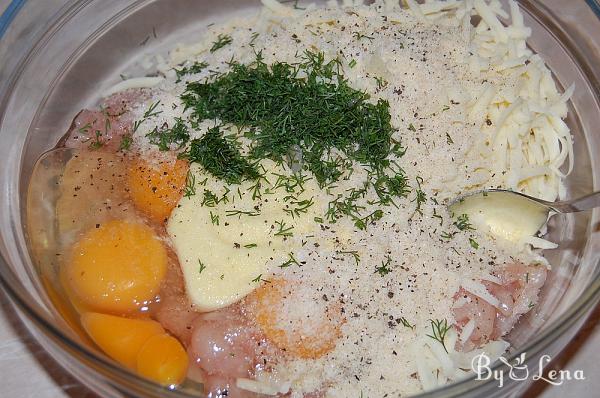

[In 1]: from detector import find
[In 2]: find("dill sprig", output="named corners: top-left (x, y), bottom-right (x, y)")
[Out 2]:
top-left (469, 238), bottom-right (479, 249)
top-left (175, 61), bottom-right (209, 82)
top-left (89, 130), bottom-right (104, 150)
top-left (283, 197), bottom-right (314, 218)
top-left (413, 176), bottom-right (426, 215)
top-left (183, 126), bottom-right (260, 184)
top-left (375, 255), bottom-right (392, 276)
top-left (198, 259), bottom-right (207, 274)
top-left (133, 100), bottom-right (162, 133)
top-left (426, 319), bottom-right (452, 353)
top-left (146, 117), bottom-right (190, 151)
top-left (201, 189), bottom-right (221, 207)
top-left (225, 209), bottom-right (261, 218)
top-left (338, 250), bottom-right (360, 265)
top-left (454, 213), bottom-right (474, 231)
top-left (210, 34), bottom-right (233, 53)
top-left (279, 252), bottom-right (300, 268)
top-left (209, 211), bottom-right (219, 225)
top-left (119, 134), bottom-right (132, 151)
top-left (274, 220), bottom-right (294, 237)
top-left (398, 317), bottom-right (415, 329)
top-left (183, 170), bottom-right (197, 198)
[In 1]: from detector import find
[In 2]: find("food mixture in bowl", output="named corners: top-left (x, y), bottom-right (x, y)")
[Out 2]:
top-left (38, 0), bottom-right (575, 396)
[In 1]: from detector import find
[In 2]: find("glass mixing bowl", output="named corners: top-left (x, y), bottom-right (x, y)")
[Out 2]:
top-left (0, 1), bottom-right (599, 397)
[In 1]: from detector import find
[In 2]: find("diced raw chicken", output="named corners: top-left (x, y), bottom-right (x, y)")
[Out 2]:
top-left (453, 262), bottom-right (547, 351)
top-left (63, 89), bottom-right (147, 152)
top-left (153, 254), bottom-right (200, 347)
top-left (190, 310), bottom-right (259, 377)
top-left (453, 288), bottom-right (496, 351)
top-left (189, 308), bottom-right (267, 397)
top-left (204, 373), bottom-right (259, 398)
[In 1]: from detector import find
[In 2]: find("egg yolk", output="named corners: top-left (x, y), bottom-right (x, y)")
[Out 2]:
top-left (64, 220), bottom-right (167, 314)
top-left (136, 334), bottom-right (189, 386)
top-left (127, 158), bottom-right (188, 223)
top-left (248, 279), bottom-right (344, 359)
top-left (81, 312), bottom-right (165, 369)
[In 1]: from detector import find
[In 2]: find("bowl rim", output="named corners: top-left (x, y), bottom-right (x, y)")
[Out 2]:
top-left (0, 0), bottom-right (599, 397)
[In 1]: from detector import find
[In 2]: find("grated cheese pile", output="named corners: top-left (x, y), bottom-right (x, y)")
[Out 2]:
top-left (111, 0), bottom-right (573, 396)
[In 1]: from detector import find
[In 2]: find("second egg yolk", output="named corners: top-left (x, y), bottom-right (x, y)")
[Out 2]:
top-left (127, 158), bottom-right (188, 223)
top-left (64, 220), bottom-right (167, 314)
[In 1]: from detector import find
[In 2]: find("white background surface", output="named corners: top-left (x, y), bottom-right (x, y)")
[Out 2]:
top-left (0, 0), bottom-right (598, 397)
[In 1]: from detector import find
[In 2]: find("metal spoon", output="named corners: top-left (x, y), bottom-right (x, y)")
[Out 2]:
top-left (448, 189), bottom-right (600, 243)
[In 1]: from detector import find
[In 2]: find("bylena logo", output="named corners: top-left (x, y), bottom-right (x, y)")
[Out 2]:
top-left (471, 352), bottom-right (586, 388)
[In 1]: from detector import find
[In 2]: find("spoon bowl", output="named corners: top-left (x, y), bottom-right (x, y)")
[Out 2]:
top-left (449, 189), bottom-right (600, 244)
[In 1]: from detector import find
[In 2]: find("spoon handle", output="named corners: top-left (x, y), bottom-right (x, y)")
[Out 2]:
top-left (551, 191), bottom-right (600, 213)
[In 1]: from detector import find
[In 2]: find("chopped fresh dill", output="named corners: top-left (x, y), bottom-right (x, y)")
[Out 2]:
top-left (133, 100), bottom-right (162, 133)
top-left (375, 255), bottom-right (392, 276)
top-left (252, 274), bottom-right (271, 283)
top-left (89, 130), bottom-right (104, 150)
top-left (354, 209), bottom-right (384, 230)
top-left (284, 197), bottom-right (314, 218)
top-left (528, 302), bottom-right (535, 309)
top-left (446, 132), bottom-right (454, 144)
top-left (454, 213), bottom-right (474, 231)
top-left (413, 176), bottom-right (426, 215)
top-left (441, 231), bottom-right (455, 240)
top-left (198, 259), bottom-right (207, 274)
top-left (314, 216), bottom-right (324, 223)
top-left (398, 317), bottom-right (415, 329)
top-left (353, 32), bottom-right (374, 41)
top-left (209, 211), bottom-right (219, 225)
top-left (119, 134), bottom-right (132, 151)
top-left (183, 126), bottom-right (259, 184)
top-left (78, 122), bottom-right (92, 136)
top-left (338, 250), bottom-right (360, 265)
top-left (183, 170), bottom-right (197, 198)
top-left (225, 209), bottom-right (261, 218)
top-left (175, 61), bottom-right (209, 82)
top-left (374, 76), bottom-right (388, 90)
top-left (143, 100), bottom-right (162, 119)
top-left (249, 32), bottom-right (260, 46)
top-left (469, 238), bottom-right (479, 249)
top-left (179, 51), bottom-right (420, 226)
top-left (181, 51), bottom-right (399, 188)
top-left (146, 117), bottom-right (190, 151)
top-left (408, 123), bottom-right (416, 132)
top-left (201, 189), bottom-right (220, 207)
top-left (274, 220), bottom-right (294, 237)
top-left (348, 59), bottom-right (357, 68)
top-left (210, 34), bottom-right (233, 52)
top-left (279, 252), bottom-right (300, 268)
top-left (426, 319), bottom-right (451, 353)
top-left (244, 243), bottom-right (257, 249)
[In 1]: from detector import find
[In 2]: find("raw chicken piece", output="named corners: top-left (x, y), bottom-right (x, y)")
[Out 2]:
top-left (453, 263), bottom-right (547, 350)
top-left (153, 254), bottom-right (200, 347)
top-left (189, 308), bottom-right (266, 397)
top-left (203, 374), bottom-right (259, 398)
top-left (453, 288), bottom-right (496, 351)
top-left (190, 310), bottom-right (258, 377)
top-left (63, 89), bottom-right (147, 152)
